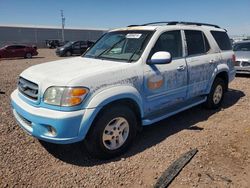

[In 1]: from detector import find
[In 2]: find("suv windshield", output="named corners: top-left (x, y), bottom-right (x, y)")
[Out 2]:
top-left (233, 42), bottom-right (250, 51)
top-left (83, 30), bottom-right (153, 62)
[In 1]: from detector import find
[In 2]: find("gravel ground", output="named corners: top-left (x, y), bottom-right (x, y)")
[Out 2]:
top-left (0, 49), bottom-right (250, 187)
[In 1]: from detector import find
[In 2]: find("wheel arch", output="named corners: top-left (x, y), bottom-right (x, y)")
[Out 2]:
top-left (78, 86), bottom-right (144, 140)
top-left (207, 67), bottom-right (229, 94)
top-left (216, 71), bottom-right (229, 91)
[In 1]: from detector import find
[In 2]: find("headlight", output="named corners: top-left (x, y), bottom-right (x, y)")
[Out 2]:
top-left (60, 48), bottom-right (64, 51)
top-left (43, 87), bottom-right (89, 106)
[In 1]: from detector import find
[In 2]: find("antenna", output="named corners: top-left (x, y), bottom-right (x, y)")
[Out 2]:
top-left (60, 10), bottom-right (66, 42)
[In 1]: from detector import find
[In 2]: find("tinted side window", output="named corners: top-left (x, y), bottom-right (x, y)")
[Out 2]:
top-left (15, 45), bottom-right (26, 49)
top-left (73, 42), bottom-right (80, 49)
top-left (80, 41), bottom-right (87, 48)
top-left (211, 31), bottom-right (232, 50)
top-left (185, 30), bottom-right (210, 56)
top-left (151, 30), bottom-right (183, 58)
top-left (6, 46), bottom-right (16, 50)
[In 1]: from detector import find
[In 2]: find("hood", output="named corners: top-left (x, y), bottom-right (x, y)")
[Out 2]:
top-left (20, 57), bottom-right (130, 89)
top-left (234, 51), bottom-right (250, 61)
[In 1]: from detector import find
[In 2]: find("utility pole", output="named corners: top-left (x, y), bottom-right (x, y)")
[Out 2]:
top-left (61, 10), bottom-right (65, 42)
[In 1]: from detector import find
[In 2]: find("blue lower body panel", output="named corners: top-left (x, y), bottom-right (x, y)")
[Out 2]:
top-left (11, 99), bottom-right (85, 144)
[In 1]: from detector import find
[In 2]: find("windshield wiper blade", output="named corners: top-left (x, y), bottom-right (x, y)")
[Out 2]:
top-left (127, 34), bottom-right (149, 62)
top-left (96, 38), bottom-right (126, 58)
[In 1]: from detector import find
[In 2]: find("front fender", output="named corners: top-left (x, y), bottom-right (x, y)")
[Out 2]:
top-left (78, 85), bottom-right (143, 140)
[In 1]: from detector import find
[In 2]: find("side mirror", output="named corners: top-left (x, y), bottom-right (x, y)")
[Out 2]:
top-left (148, 51), bottom-right (172, 64)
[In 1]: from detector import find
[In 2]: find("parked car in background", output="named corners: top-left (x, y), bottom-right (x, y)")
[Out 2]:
top-left (45, 39), bottom-right (63, 48)
top-left (233, 40), bottom-right (250, 74)
top-left (55, 41), bottom-right (94, 57)
top-left (0, 45), bottom-right (38, 59)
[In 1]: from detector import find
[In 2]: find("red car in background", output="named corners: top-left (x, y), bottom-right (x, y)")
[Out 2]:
top-left (0, 45), bottom-right (38, 59)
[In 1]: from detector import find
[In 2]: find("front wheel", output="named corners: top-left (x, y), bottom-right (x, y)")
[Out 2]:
top-left (84, 105), bottom-right (137, 159)
top-left (204, 77), bottom-right (226, 109)
top-left (65, 51), bottom-right (72, 57)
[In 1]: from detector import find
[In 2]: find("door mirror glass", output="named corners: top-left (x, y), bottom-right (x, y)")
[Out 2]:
top-left (148, 51), bottom-right (172, 64)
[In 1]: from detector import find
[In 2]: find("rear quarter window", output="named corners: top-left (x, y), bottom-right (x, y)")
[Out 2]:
top-left (211, 31), bottom-right (232, 51)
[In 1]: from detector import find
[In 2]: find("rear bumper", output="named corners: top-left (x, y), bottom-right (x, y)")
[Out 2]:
top-left (11, 90), bottom-right (85, 144)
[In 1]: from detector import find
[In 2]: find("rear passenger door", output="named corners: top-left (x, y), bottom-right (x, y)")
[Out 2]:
top-left (15, 45), bottom-right (26, 57)
top-left (184, 30), bottom-right (220, 98)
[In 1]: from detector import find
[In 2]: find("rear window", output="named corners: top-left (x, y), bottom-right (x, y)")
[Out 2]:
top-left (185, 30), bottom-right (210, 56)
top-left (211, 31), bottom-right (232, 50)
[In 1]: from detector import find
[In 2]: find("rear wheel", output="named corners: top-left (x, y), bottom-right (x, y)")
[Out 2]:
top-left (25, 53), bottom-right (32, 59)
top-left (84, 105), bottom-right (137, 159)
top-left (204, 77), bottom-right (226, 109)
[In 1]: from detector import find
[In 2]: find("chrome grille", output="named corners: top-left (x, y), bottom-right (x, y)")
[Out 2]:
top-left (241, 61), bottom-right (250, 67)
top-left (18, 77), bottom-right (39, 100)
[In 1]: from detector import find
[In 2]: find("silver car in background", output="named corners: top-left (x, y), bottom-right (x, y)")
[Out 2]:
top-left (233, 40), bottom-right (250, 74)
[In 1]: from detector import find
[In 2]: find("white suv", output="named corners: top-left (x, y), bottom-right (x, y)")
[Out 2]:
top-left (11, 22), bottom-right (235, 159)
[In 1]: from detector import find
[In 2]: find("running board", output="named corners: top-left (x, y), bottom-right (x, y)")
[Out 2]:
top-left (142, 96), bottom-right (207, 126)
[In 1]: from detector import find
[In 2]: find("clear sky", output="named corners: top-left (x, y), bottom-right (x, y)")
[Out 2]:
top-left (0, 0), bottom-right (249, 36)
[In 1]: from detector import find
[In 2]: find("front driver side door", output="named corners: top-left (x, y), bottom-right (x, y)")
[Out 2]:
top-left (72, 42), bottom-right (81, 55)
top-left (143, 30), bottom-right (188, 116)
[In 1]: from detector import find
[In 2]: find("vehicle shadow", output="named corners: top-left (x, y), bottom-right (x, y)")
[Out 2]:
top-left (236, 73), bottom-right (250, 78)
top-left (40, 89), bottom-right (245, 166)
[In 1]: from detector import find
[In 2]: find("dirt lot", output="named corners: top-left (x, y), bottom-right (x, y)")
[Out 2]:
top-left (0, 49), bottom-right (250, 187)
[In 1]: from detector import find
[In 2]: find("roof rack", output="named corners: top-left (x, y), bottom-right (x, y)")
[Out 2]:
top-left (128, 21), bottom-right (221, 29)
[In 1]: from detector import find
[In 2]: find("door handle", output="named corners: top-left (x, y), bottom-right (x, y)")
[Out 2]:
top-left (209, 59), bottom-right (215, 64)
top-left (177, 65), bottom-right (186, 71)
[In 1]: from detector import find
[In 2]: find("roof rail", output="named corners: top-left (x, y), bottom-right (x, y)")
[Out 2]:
top-left (127, 25), bottom-right (141, 27)
top-left (128, 21), bottom-right (221, 29)
top-left (167, 21), bottom-right (220, 28)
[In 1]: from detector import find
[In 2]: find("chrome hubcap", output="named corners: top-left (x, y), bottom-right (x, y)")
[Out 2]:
top-left (213, 85), bottom-right (223, 104)
top-left (102, 117), bottom-right (129, 150)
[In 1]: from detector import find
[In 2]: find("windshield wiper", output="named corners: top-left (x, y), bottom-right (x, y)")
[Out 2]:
top-left (127, 34), bottom-right (149, 62)
top-left (96, 38), bottom-right (126, 58)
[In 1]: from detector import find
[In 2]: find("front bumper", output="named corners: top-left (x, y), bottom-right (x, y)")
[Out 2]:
top-left (235, 66), bottom-right (250, 74)
top-left (11, 90), bottom-right (85, 144)
top-left (55, 50), bottom-right (64, 56)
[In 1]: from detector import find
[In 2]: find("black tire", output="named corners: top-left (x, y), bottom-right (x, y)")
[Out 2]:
top-left (204, 77), bottom-right (226, 109)
top-left (25, 53), bottom-right (32, 59)
top-left (84, 105), bottom-right (137, 159)
top-left (65, 51), bottom-right (72, 57)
